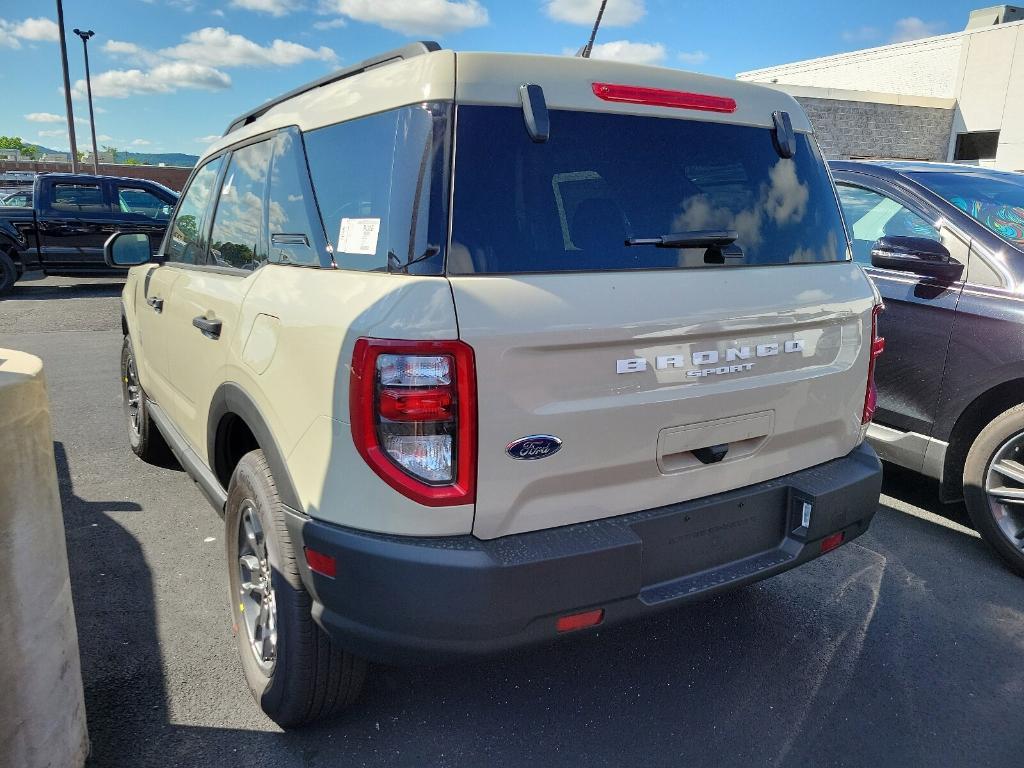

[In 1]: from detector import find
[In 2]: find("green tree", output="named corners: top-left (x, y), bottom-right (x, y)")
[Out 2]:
top-left (102, 145), bottom-right (118, 162)
top-left (124, 157), bottom-right (142, 166)
top-left (0, 135), bottom-right (38, 158)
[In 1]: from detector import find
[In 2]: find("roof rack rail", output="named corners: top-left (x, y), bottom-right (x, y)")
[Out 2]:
top-left (223, 41), bottom-right (442, 136)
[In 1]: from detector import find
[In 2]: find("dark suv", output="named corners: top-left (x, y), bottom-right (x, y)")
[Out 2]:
top-left (831, 160), bottom-right (1024, 574)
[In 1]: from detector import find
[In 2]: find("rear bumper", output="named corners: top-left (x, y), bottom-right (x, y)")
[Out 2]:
top-left (286, 442), bottom-right (881, 664)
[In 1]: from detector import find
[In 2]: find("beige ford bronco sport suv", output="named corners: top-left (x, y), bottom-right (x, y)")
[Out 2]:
top-left (109, 42), bottom-right (884, 727)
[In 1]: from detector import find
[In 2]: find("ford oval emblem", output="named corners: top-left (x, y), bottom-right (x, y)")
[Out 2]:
top-left (507, 435), bottom-right (562, 460)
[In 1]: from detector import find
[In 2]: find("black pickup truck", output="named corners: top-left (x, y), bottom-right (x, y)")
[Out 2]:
top-left (0, 173), bottom-right (177, 295)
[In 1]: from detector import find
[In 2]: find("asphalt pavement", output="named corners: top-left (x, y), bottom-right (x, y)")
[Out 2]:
top-left (2, 276), bottom-right (1023, 768)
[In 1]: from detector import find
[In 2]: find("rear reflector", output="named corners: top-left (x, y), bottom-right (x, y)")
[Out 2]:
top-left (556, 609), bottom-right (605, 633)
top-left (820, 532), bottom-right (844, 554)
top-left (304, 547), bottom-right (337, 578)
top-left (592, 82), bottom-right (737, 113)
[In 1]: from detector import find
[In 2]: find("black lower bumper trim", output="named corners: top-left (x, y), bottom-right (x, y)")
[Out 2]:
top-left (285, 442), bottom-right (881, 664)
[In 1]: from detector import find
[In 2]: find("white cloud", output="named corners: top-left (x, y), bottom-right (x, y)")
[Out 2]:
top-left (588, 40), bottom-right (665, 66)
top-left (25, 112), bottom-right (64, 123)
top-left (131, 138), bottom-right (152, 146)
top-left (230, 0), bottom-right (302, 15)
top-left (890, 17), bottom-right (945, 43)
top-left (322, 0), bottom-right (488, 35)
top-left (313, 17), bottom-right (347, 30)
top-left (212, 8), bottom-right (226, 16)
top-left (103, 39), bottom-right (163, 66)
top-left (0, 16), bottom-right (60, 48)
top-left (194, 134), bottom-right (222, 143)
top-left (96, 134), bottom-right (113, 142)
top-left (676, 50), bottom-right (708, 66)
top-left (71, 62), bottom-right (232, 99)
top-left (544, 0), bottom-right (645, 27)
top-left (841, 25), bottom-right (880, 43)
top-left (38, 129), bottom-right (67, 137)
top-left (160, 27), bottom-right (335, 66)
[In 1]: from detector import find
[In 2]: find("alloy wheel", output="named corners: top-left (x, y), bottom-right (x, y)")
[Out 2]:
top-left (124, 352), bottom-right (141, 436)
top-left (984, 432), bottom-right (1024, 549)
top-left (237, 500), bottom-right (278, 671)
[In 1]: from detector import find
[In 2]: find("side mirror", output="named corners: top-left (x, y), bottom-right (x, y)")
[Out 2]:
top-left (870, 236), bottom-right (964, 280)
top-left (104, 231), bottom-right (153, 268)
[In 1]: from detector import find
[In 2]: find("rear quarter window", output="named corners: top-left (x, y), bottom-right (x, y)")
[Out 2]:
top-left (448, 106), bottom-right (849, 274)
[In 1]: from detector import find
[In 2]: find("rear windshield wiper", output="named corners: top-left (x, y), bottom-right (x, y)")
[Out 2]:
top-left (625, 230), bottom-right (738, 248)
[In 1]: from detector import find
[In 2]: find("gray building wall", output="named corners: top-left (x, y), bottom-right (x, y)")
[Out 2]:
top-left (795, 97), bottom-right (955, 161)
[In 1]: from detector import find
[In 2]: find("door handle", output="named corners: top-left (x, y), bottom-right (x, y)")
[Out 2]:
top-left (147, 296), bottom-right (163, 313)
top-left (192, 316), bottom-right (222, 339)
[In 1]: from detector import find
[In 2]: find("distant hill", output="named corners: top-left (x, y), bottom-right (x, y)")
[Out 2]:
top-left (29, 143), bottom-right (198, 168)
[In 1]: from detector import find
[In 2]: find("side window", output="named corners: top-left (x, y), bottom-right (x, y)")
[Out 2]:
top-left (266, 130), bottom-right (322, 267)
top-left (167, 156), bottom-right (223, 265)
top-left (48, 182), bottom-right (109, 214)
top-left (303, 104), bottom-right (451, 273)
top-left (209, 140), bottom-right (272, 271)
top-left (116, 186), bottom-right (172, 221)
top-left (836, 183), bottom-right (940, 264)
top-left (304, 110), bottom-right (398, 271)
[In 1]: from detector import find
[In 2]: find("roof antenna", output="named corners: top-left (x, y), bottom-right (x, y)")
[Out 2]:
top-left (577, 0), bottom-right (608, 58)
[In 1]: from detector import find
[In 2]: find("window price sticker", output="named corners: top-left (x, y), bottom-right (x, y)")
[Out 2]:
top-left (338, 217), bottom-right (380, 255)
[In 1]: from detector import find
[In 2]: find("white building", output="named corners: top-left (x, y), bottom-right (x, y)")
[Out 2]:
top-left (738, 5), bottom-right (1024, 170)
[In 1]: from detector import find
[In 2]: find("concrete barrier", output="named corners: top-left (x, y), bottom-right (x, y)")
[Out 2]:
top-left (0, 350), bottom-right (88, 768)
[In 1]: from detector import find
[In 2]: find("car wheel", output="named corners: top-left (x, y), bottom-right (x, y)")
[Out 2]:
top-left (120, 336), bottom-right (170, 462)
top-left (963, 403), bottom-right (1024, 576)
top-left (0, 249), bottom-right (17, 297)
top-left (226, 449), bottom-right (367, 727)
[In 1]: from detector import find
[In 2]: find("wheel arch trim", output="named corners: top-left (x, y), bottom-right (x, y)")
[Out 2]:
top-left (207, 382), bottom-right (303, 512)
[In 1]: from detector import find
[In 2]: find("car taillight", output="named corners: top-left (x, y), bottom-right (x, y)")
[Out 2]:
top-left (350, 338), bottom-right (476, 506)
top-left (862, 304), bottom-right (885, 424)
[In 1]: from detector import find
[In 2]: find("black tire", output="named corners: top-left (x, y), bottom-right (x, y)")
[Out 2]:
top-left (226, 449), bottom-right (367, 727)
top-left (120, 335), bottom-right (170, 463)
top-left (963, 403), bottom-right (1024, 576)
top-left (0, 249), bottom-right (17, 297)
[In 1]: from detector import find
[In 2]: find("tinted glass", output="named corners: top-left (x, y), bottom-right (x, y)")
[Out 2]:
top-left (50, 183), bottom-right (108, 214)
top-left (167, 156), bottom-right (223, 264)
top-left (836, 183), bottom-right (939, 264)
top-left (954, 131), bottom-right (999, 161)
top-left (117, 186), bottom-right (171, 220)
top-left (209, 140), bottom-right (271, 270)
top-left (907, 170), bottom-right (1024, 247)
top-left (304, 103), bottom-right (450, 273)
top-left (266, 129), bottom-right (322, 267)
top-left (449, 106), bottom-right (848, 274)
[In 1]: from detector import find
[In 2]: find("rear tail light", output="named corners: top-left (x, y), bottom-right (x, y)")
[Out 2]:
top-left (350, 338), bottom-right (476, 506)
top-left (592, 82), bottom-right (737, 113)
top-left (862, 303), bottom-right (885, 425)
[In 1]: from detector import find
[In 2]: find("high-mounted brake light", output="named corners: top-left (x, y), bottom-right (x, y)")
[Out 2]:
top-left (862, 304), bottom-right (885, 425)
top-left (350, 338), bottom-right (477, 506)
top-left (592, 82), bottom-right (737, 113)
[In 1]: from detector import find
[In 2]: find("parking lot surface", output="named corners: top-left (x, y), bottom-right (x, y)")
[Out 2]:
top-left (2, 276), bottom-right (1023, 768)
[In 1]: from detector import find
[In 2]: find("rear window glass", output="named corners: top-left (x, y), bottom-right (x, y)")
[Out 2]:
top-left (50, 182), bottom-right (108, 214)
top-left (448, 106), bottom-right (849, 274)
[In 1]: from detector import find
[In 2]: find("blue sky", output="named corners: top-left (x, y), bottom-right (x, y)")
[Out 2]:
top-left (0, 0), bottom-right (981, 156)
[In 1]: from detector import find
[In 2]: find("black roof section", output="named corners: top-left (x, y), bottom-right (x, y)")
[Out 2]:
top-left (223, 41), bottom-right (442, 136)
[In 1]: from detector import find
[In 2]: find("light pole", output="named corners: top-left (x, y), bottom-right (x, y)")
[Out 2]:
top-left (56, 0), bottom-right (79, 172)
top-left (73, 28), bottom-right (99, 174)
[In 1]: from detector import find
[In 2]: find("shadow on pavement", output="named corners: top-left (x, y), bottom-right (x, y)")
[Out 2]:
top-left (61, 444), bottom-right (1024, 768)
